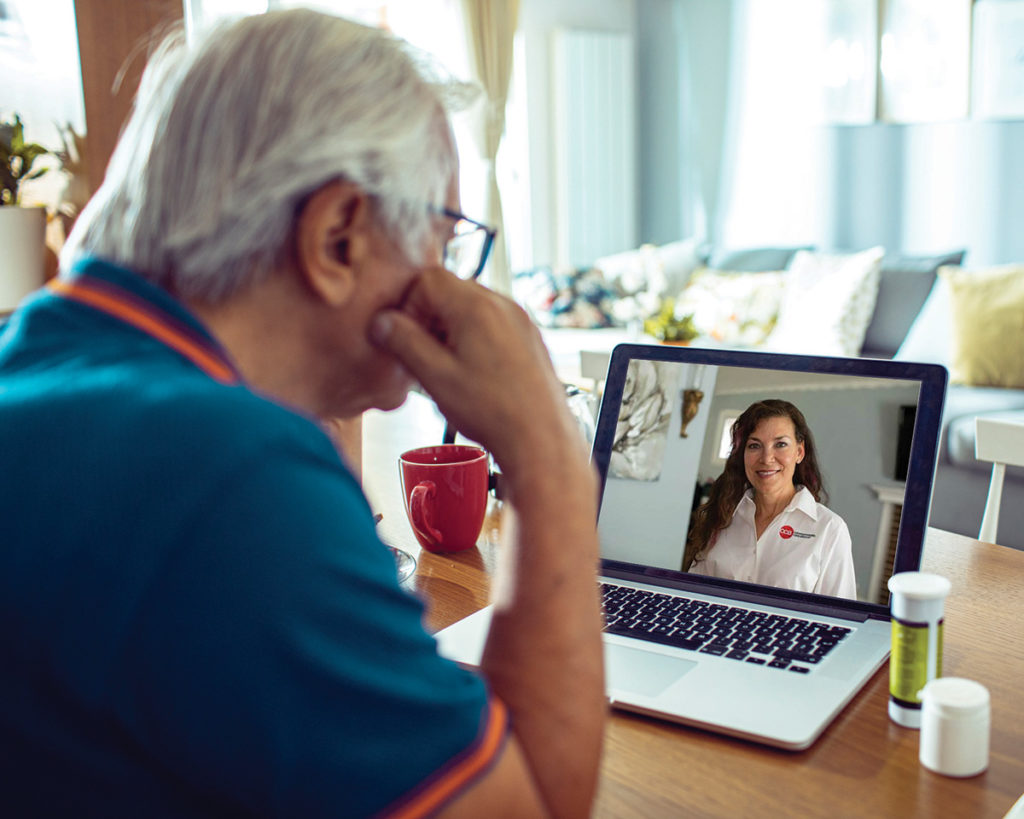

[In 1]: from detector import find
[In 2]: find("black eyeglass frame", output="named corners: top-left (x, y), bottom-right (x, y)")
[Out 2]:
top-left (439, 207), bottom-right (497, 281)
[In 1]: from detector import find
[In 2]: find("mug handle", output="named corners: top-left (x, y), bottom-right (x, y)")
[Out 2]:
top-left (410, 481), bottom-right (444, 547)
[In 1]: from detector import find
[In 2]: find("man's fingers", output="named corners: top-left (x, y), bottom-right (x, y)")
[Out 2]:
top-left (398, 266), bottom-right (468, 326)
top-left (370, 308), bottom-right (457, 388)
top-left (372, 268), bottom-right (575, 465)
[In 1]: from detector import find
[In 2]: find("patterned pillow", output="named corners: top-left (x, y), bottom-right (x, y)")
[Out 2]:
top-left (675, 267), bottom-right (787, 346)
top-left (765, 247), bottom-right (884, 357)
top-left (511, 266), bottom-right (620, 329)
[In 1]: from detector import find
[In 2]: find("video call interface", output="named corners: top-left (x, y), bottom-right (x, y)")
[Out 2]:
top-left (596, 357), bottom-right (923, 604)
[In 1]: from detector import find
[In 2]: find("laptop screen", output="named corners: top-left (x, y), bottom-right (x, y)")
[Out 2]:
top-left (592, 345), bottom-right (947, 614)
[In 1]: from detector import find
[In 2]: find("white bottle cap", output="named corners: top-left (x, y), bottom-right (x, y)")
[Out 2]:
top-left (888, 572), bottom-right (951, 622)
top-left (919, 678), bottom-right (990, 777)
top-left (887, 572), bottom-right (952, 600)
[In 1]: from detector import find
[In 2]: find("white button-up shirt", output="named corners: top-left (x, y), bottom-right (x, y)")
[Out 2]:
top-left (688, 486), bottom-right (857, 599)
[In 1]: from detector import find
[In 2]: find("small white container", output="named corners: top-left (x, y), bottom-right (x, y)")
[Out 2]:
top-left (919, 677), bottom-right (990, 777)
top-left (0, 205), bottom-right (47, 311)
top-left (887, 572), bottom-right (951, 728)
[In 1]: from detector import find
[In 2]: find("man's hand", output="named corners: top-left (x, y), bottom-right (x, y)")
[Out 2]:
top-left (370, 266), bottom-right (605, 819)
top-left (369, 267), bottom-right (588, 485)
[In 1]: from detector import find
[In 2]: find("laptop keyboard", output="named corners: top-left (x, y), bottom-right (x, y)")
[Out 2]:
top-left (600, 583), bottom-right (852, 673)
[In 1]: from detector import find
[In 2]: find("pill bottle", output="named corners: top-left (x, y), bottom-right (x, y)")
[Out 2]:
top-left (919, 677), bottom-right (990, 777)
top-left (887, 572), bottom-right (951, 728)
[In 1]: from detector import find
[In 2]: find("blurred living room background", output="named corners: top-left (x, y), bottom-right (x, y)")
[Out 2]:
top-left (5, 0), bottom-right (1024, 550)
top-left (9, 1), bottom-right (1024, 284)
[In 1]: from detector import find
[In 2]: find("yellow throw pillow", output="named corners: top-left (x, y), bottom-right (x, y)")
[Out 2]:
top-left (941, 264), bottom-right (1024, 388)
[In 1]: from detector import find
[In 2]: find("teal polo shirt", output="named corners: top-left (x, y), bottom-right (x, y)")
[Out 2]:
top-left (0, 258), bottom-right (505, 817)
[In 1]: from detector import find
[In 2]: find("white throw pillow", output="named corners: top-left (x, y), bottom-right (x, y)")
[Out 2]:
top-left (655, 239), bottom-right (707, 296)
top-left (595, 238), bottom-right (704, 298)
top-left (764, 247), bottom-right (884, 357)
top-left (893, 276), bottom-right (953, 367)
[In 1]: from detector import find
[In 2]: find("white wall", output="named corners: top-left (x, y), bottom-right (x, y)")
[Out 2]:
top-left (599, 362), bottom-right (718, 568)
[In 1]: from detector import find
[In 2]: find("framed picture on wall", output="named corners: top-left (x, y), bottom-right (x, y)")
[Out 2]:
top-left (972, 0), bottom-right (1024, 120)
top-left (878, 0), bottom-right (972, 122)
top-left (609, 360), bottom-right (677, 481)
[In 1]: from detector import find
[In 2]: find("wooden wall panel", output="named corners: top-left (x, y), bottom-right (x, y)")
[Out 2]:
top-left (74, 0), bottom-right (184, 194)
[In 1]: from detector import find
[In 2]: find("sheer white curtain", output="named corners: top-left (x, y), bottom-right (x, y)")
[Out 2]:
top-left (458, 0), bottom-right (519, 294)
top-left (716, 0), bottom-right (866, 248)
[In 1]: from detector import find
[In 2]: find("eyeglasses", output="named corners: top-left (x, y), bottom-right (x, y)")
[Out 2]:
top-left (439, 208), bottom-right (496, 281)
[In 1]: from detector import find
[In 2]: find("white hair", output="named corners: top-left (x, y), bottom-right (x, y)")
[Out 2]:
top-left (62, 9), bottom-right (464, 302)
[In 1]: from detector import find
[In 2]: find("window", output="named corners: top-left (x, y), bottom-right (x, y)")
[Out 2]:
top-left (714, 410), bottom-right (740, 463)
top-left (0, 0), bottom-right (85, 206)
top-left (0, 1), bottom-right (85, 143)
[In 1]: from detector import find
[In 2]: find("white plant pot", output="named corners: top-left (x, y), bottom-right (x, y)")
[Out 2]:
top-left (0, 205), bottom-right (47, 312)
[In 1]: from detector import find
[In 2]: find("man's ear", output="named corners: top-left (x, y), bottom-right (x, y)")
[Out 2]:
top-left (294, 180), bottom-right (371, 307)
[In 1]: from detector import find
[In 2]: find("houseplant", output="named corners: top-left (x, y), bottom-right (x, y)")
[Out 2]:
top-left (643, 297), bottom-right (699, 345)
top-left (1, 113), bottom-right (52, 311)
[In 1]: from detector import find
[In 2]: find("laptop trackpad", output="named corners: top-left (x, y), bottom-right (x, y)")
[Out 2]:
top-left (605, 643), bottom-right (697, 698)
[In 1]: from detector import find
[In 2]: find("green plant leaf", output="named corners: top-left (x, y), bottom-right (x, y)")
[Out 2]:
top-left (643, 296), bottom-right (698, 342)
top-left (18, 144), bottom-right (49, 180)
top-left (1, 113), bottom-right (52, 205)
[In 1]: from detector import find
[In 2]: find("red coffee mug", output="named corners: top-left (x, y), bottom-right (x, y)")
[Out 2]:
top-left (399, 444), bottom-right (489, 553)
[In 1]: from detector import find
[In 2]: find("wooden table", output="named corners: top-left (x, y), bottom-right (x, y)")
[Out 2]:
top-left (364, 395), bottom-right (1024, 818)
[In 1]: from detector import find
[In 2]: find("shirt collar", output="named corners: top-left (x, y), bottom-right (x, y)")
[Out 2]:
top-left (736, 485), bottom-right (818, 521)
top-left (48, 257), bottom-right (242, 386)
top-left (789, 486), bottom-right (819, 520)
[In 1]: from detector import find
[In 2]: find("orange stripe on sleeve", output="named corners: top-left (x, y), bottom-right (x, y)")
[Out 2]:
top-left (48, 278), bottom-right (238, 385)
top-left (383, 697), bottom-right (510, 819)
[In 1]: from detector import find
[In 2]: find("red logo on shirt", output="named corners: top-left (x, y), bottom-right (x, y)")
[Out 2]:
top-left (779, 525), bottom-right (794, 539)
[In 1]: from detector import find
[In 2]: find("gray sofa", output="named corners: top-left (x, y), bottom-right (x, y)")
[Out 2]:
top-left (712, 245), bottom-right (1024, 550)
top-left (539, 245), bottom-right (1024, 550)
top-left (931, 387), bottom-right (1024, 547)
top-left (885, 264), bottom-right (1024, 550)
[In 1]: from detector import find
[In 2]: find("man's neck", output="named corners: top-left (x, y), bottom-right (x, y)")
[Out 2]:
top-left (185, 272), bottom-right (329, 416)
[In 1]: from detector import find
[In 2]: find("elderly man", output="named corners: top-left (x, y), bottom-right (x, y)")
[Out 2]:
top-left (0, 10), bottom-right (604, 817)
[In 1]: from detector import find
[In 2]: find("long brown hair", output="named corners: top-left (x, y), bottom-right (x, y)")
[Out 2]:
top-left (683, 399), bottom-right (826, 570)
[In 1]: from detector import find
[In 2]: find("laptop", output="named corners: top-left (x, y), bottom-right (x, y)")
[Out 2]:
top-left (436, 344), bottom-right (947, 750)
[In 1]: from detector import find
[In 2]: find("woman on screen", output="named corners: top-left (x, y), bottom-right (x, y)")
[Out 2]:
top-left (684, 399), bottom-right (857, 599)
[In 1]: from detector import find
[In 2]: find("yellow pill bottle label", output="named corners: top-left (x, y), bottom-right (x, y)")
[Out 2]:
top-left (890, 618), bottom-right (943, 704)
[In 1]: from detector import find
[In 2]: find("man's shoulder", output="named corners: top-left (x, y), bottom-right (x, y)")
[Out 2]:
top-left (141, 375), bottom-right (325, 443)
top-left (131, 375), bottom-right (352, 486)
top-left (2, 343), bottom-right (351, 493)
